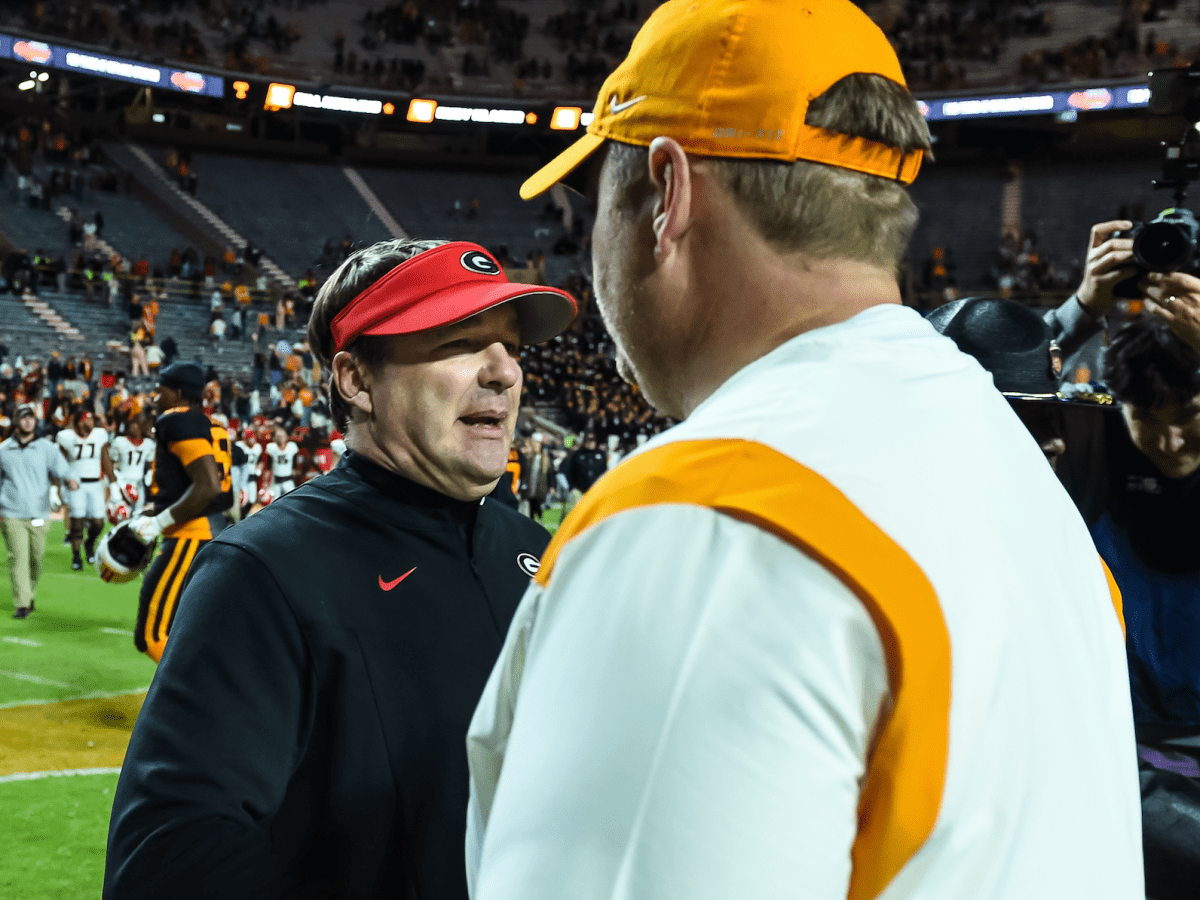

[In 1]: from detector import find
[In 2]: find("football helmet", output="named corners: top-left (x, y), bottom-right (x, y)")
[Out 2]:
top-left (95, 522), bottom-right (156, 584)
top-left (107, 497), bottom-right (130, 526)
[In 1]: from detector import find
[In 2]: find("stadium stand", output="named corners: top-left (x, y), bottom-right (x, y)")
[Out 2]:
top-left (0, 0), bottom-right (1187, 469)
top-left (5, 0), bottom-right (1200, 97)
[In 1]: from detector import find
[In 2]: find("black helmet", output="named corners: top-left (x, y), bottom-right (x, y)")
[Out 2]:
top-left (926, 298), bottom-right (1067, 400)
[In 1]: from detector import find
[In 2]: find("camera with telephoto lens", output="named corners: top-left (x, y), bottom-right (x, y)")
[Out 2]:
top-left (1113, 208), bottom-right (1200, 295)
top-left (1114, 65), bottom-right (1200, 298)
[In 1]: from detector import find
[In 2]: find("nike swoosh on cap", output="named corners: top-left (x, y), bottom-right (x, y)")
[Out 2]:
top-left (609, 94), bottom-right (646, 114)
top-left (379, 567), bottom-right (417, 591)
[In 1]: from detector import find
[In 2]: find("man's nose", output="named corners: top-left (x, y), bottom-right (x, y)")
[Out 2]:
top-left (480, 343), bottom-right (520, 391)
top-left (1041, 437), bottom-right (1066, 469)
top-left (1160, 426), bottom-right (1186, 456)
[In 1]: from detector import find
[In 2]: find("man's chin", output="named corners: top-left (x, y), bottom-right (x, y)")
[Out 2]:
top-left (1150, 455), bottom-right (1200, 480)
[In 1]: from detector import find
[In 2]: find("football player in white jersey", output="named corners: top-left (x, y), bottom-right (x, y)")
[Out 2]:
top-left (56, 410), bottom-right (115, 569)
top-left (264, 425), bottom-right (299, 501)
top-left (110, 416), bottom-right (156, 518)
top-left (234, 427), bottom-right (262, 519)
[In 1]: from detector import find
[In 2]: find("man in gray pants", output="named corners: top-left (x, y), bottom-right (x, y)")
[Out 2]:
top-left (0, 404), bottom-right (78, 618)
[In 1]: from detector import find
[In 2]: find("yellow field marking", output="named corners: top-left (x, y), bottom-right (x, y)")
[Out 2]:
top-left (0, 692), bottom-right (146, 776)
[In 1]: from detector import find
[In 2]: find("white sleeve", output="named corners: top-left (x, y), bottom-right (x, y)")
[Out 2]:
top-left (472, 504), bottom-right (889, 900)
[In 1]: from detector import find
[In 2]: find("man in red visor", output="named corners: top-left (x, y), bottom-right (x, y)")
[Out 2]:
top-left (106, 239), bottom-right (576, 900)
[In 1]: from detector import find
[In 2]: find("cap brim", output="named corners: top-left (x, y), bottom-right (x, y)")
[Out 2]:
top-left (361, 282), bottom-right (578, 346)
top-left (520, 131), bottom-right (606, 201)
top-left (506, 289), bottom-right (578, 344)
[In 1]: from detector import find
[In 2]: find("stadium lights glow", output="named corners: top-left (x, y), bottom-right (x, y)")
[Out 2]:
top-left (383, 102), bottom-right (395, 115)
top-left (434, 105), bottom-right (526, 125)
top-left (942, 95), bottom-right (1055, 117)
top-left (551, 106), bottom-right (582, 130)
top-left (152, 112), bottom-right (166, 122)
top-left (2, 31), bottom-right (223, 96)
top-left (407, 98), bottom-right (437, 122)
top-left (233, 80), bottom-right (250, 100)
top-left (293, 91), bottom-right (382, 114)
top-left (525, 111), bottom-right (538, 125)
top-left (65, 50), bottom-right (160, 84)
top-left (264, 82), bottom-right (296, 111)
top-left (18, 79), bottom-right (34, 91)
top-left (580, 112), bottom-right (594, 126)
top-left (1127, 87), bottom-right (1151, 105)
top-left (294, 91), bottom-right (381, 114)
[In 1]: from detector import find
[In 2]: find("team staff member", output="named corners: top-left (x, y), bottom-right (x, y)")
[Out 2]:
top-left (467, 2), bottom-right (1141, 898)
top-left (126, 361), bottom-right (229, 663)
top-left (105, 239), bottom-right (576, 900)
top-left (1, 404), bottom-right (77, 618)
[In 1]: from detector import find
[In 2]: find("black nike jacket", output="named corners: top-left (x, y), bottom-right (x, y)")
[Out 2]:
top-left (104, 450), bottom-right (550, 900)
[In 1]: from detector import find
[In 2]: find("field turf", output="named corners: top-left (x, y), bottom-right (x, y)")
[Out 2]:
top-left (0, 504), bottom-right (564, 898)
top-left (1, 519), bottom-right (155, 899)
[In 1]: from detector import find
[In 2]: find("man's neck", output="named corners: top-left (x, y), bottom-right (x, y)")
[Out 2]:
top-left (670, 244), bottom-right (901, 419)
top-left (15, 430), bottom-right (36, 446)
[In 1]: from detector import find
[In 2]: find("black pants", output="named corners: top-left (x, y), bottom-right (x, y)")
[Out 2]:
top-left (1142, 750), bottom-right (1200, 899)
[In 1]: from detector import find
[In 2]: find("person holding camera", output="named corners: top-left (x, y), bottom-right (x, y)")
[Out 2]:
top-left (1051, 219), bottom-right (1200, 356)
top-left (1047, 218), bottom-right (1200, 900)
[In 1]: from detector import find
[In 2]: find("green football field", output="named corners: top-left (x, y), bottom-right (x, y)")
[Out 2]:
top-left (1, 519), bottom-right (156, 900)
top-left (0, 507), bottom-right (564, 898)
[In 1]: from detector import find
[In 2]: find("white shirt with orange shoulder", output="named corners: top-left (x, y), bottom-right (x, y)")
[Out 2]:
top-left (466, 304), bottom-right (1142, 900)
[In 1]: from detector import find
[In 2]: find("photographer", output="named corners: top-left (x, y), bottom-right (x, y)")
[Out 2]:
top-left (1048, 219), bottom-right (1200, 900)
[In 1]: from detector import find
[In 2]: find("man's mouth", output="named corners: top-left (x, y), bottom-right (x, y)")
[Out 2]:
top-left (460, 413), bottom-right (505, 428)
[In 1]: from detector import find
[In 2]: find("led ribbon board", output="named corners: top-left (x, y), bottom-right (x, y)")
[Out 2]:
top-left (0, 32), bottom-right (224, 97)
top-left (919, 85), bottom-right (1150, 121)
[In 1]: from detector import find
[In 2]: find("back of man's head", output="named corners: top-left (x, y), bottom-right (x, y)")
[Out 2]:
top-left (521, 0), bottom-right (932, 270)
top-left (1103, 314), bottom-right (1200, 411)
top-left (604, 73), bottom-right (930, 271)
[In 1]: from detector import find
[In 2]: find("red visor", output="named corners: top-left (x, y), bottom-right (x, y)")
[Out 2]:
top-left (330, 242), bottom-right (576, 354)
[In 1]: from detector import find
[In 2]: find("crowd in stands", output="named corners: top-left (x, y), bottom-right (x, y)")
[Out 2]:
top-left (1014, 0), bottom-right (1194, 84)
top-left (7, 0), bottom-right (1200, 98)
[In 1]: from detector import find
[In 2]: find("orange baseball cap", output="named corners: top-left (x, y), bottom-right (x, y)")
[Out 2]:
top-left (520, 0), bottom-right (923, 200)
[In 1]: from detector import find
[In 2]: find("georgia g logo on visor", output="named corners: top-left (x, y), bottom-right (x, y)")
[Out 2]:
top-left (461, 251), bottom-right (500, 276)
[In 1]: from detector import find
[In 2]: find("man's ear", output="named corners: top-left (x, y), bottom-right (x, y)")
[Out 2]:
top-left (647, 136), bottom-right (694, 260)
top-left (332, 351), bottom-right (373, 417)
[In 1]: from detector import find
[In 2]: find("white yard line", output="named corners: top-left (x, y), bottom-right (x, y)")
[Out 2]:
top-left (0, 767), bottom-right (121, 784)
top-left (0, 685), bottom-right (151, 710)
top-left (0, 670), bottom-right (69, 688)
top-left (101, 628), bottom-right (135, 636)
top-left (2, 636), bottom-right (42, 648)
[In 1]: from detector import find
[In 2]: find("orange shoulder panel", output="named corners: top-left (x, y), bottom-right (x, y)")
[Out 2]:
top-left (169, 438), bottom-right (215, 467)
top-left (538, 438), bottom-right (950, 900)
